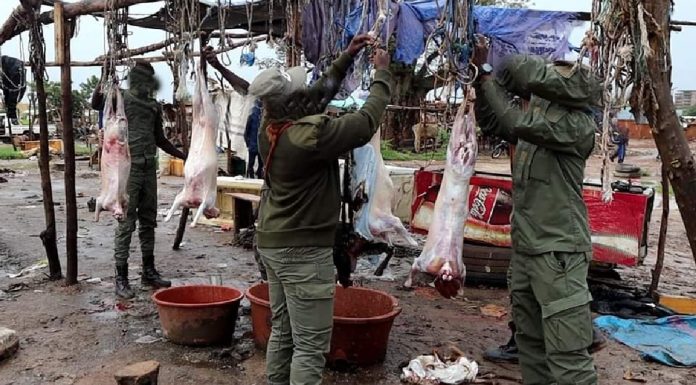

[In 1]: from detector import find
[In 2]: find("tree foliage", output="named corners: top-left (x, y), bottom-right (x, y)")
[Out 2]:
top-left (28, 77), bottom-right (97, 123)
top-left (682, 105), bottom-right (696, 117)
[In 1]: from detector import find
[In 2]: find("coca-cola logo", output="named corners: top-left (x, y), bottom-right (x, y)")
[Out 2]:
top-left (470, 187), bottom-right (492, 220)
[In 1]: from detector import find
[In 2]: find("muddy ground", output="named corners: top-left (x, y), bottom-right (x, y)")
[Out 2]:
top-left (0, 139), bottom-right (695, 385)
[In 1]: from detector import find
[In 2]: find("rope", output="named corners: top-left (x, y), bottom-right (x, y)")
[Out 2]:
top-left (590, 0), bottom-right (657, 203)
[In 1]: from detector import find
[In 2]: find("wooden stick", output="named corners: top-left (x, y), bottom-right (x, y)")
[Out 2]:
top-left (24, 0), bottom-right (63, 280)
top-left (58, 2), bottom-right (79, 286)
top-left (30, 35), bottom-right (268, 67)
top-left (649, 165), bottom-right (670, 299)
top-left (93, 37), bottom-right (178, 62)
top-left (0, 0), bottom-right (160, 46)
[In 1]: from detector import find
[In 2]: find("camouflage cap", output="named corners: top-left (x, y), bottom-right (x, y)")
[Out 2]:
top-left (248, 66), bottom-right (307, 98)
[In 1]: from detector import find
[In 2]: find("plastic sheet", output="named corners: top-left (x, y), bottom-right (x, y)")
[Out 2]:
top-left (595, 315), bottom-right (696, 367)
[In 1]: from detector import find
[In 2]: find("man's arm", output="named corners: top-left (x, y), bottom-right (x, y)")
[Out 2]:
top-left (154, 110), bottom-right (186, 160)
top-left (478, 77), bottom-right (593, 156)
top-left (305, 52), bottom-right (353, 102)
top-left (305, 34), bottom-right (374, 104)
top-left (203, 47), bottom-right (250, 94)
top-left (474, 77), bottom-right (519, 144)
top-left (91, 82), bottom-right (106, 111)
top-left (315, 68), bottom-right (391, 159)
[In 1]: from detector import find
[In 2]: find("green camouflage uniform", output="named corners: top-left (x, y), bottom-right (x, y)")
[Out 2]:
top-left (113, 91), bottom-right (161, 267)
top-left (475, 55), bottom-right (600, 385)
top-left (251, 52), bottom-right (392, 385)
top-left (93, 66), bottom-right (185, 270)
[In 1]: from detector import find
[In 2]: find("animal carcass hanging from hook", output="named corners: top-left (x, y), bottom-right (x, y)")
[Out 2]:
top-left (165, 60), bottom-right (221, 227)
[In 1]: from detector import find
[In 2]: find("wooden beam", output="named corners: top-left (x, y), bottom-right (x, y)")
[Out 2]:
top-left (31, 35), bottom-right (268, 67)
top-left (57, 1), bottom-right (79, 286)
top-left (93, 37), bottom-right (178, 63)
top-left (0, 0), bottom-right (160, 46)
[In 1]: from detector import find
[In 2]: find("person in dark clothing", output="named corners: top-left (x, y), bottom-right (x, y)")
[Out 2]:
top-left (245, 100), bottom-right (264, 178)
top-left (610, 116), bottom-right (629, 163)
top-left (91, 61), bottom-right (187, 299)
top-left (1, 55), bottom-right (27, 126)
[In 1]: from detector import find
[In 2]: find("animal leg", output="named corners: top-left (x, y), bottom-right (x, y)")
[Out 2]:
top-left (94, 197), bottom-right (103, 222)
top-left (190, 204), bottom-right (205, 228)
top-left (165, 192), bottom-right (185, 222)
top-left (403, 260), bottom-right (420, 289)
top-left (374, 246), bottom-right (394, 277)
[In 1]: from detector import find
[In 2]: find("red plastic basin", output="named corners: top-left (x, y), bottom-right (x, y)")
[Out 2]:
top-left (152, 285), bottom-right (244, 346)
top-left (246, 282), bottom-right (401, 366)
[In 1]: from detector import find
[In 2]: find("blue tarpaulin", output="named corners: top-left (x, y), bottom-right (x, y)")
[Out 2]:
top-left (302, 1), bottom-right (582, 95)
top-left (338, 2), bottom-right (580, 66)
top-left (594, 315), bottom-right (696, 367)
top-left (474, 7), bottom-right (580, 69)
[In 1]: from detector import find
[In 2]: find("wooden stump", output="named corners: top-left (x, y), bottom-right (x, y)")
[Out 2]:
top-left (114, 360), bottom-right (160, 385)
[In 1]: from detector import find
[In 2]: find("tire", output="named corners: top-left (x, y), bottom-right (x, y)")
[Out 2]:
top-left (492, 147), bottom-right (503, 159)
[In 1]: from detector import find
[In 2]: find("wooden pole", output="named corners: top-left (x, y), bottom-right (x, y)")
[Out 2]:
top-left (57, 1), bottom-right (79, 285)
top-left (642, 0), bottom-right (696, 263)
top-left (649, 165), bottom-right (670, 299)
top-left (23, 0), bottom-right (62, 280)
top-left (0, 0), bottom-right (160, 46)
top-left (170, 54), bottom-right (189, 251)
top-left (29, 35), bottom-right (268, 67)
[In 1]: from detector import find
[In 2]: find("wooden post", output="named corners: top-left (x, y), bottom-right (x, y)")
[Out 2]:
top-left (171, 59), bottom-right (189, 250)
top-left (57, 1), bottom-right (79, 285)
top-left (642, 0), bottom-right (696, 263)
top-left (24, 0), bottom-right (62, 280)
top-left (649, 165), bottom-right (670, 298)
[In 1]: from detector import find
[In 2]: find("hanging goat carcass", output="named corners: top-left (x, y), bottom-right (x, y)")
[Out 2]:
top-left (165, 61), bottom-right (220, 227)
top-left (96, 86), bottom-right (130, 221)
top-left (351, 129), bottom-right (417, 247)
top-left (405, 101), bottom-right (478, 298)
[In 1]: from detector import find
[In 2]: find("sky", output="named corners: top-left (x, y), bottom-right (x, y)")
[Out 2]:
top-left (1, 0), bottom-right (696, 103)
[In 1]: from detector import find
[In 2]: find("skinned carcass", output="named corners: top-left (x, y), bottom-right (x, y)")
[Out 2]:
top-left (351, 129), bottom-right (417, 247)
top-left (165, 61), bottom-right (221, 227)
top-left (95, 86), bottom-right (130, 221)
top-left (404, 101), bottom-right (478, 298)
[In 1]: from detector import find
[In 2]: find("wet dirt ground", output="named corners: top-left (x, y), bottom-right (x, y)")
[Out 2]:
top-left (0, 139), bottom-right (695, 385)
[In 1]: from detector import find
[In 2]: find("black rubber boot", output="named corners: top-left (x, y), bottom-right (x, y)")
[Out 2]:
top-left (115, 265), bottom-right (135, 299)
top-left (141, 257), bottom-right (171, 288)
top-left (484, 321), bottom-right (519, 363)
top-left (589, 326), bottom-right (607, 353)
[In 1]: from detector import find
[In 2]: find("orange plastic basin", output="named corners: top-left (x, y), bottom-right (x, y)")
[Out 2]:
top-left (152, 285), bottom-right (244, 346)
top-left (246, 282), bottom-right (401, 366)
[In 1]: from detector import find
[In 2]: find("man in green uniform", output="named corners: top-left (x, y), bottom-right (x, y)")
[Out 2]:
top-left (246, 34), bottom-right (389, 385)
top-left (92, 62), bottom-right (187, 299)
top-left (472, 41), bottom-right (601, 385)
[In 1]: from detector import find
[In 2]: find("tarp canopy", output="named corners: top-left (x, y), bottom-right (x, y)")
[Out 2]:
top-left (335, 2), bottom-right (581, 66)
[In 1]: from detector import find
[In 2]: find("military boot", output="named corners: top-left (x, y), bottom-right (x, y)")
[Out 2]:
top-left (115, 265), bottom-right (135, 299)
top-left (589, 326), bottom-right (607, 353)
top-left (484, 321), bottom-right (519, 363)
top-left (141, 257), bottom-right (171, 288)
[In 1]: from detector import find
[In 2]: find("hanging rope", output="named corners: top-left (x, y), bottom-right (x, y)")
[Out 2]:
top-left (240, 0), bottom-right (257, 66)
top-left (101, 0), bottom-right (131, 93)
top-left (587, 0), bottom-right (657, 203)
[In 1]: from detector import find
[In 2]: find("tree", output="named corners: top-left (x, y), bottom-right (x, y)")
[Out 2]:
top-left (641, 0), bottom-right (696, 263)
top-left (642, 0), bottom-right (696, 263)
top-left (383, 0), bottom-right (531, 147)
top-left (683, 105), bottom-right (696, 117)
